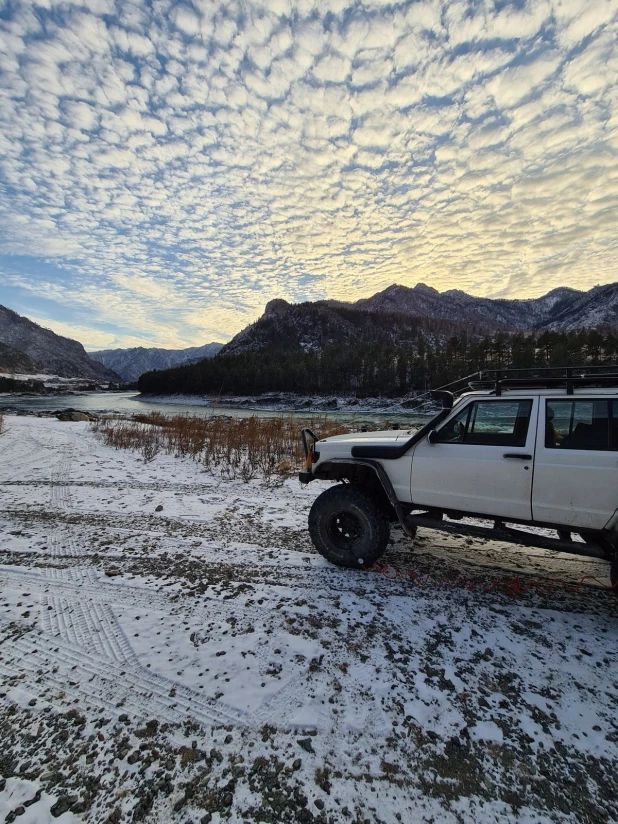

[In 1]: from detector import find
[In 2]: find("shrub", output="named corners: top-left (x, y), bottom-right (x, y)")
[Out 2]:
top-left (91, 413), bottom-right (350, 483)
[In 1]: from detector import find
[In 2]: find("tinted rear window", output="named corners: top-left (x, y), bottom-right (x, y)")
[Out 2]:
top-left (545, 399), bottom-right (618, 451)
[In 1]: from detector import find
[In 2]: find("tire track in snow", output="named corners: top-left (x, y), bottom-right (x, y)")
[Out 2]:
top-left (0, 433), bottom-right (246, 728)
top-left (40, 595), bottom-right (138, 664)
top-left (49, 441), bottom-right (73, 511)
top-left (46, 435), bottom-right (85, 561)
top-left (0, 566), bottom-right (334, 730)
top-left (1, 565), bottom-right (243, 617)
top-left (0, 628), bottom-right (248, 727)
top-left (46, 529), bottom-right (85, 560)
top-left (2, 429), bottom-right (359, 732)
top-left (43, 566), bottom-right (99, 585)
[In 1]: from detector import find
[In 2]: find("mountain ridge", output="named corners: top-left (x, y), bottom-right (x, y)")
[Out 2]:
top-left (4, 279), bottom-right (618, 386)
top-left (350, 282), bottom-right (591, 332)
top-left (90, 342), bottom-right (223, 382)
top-left (221, 300), bottom-right (481, 359)
top-left (0, 305), bottom-right (119, 380)
top-left (220, 280), bottom-right (618, 358)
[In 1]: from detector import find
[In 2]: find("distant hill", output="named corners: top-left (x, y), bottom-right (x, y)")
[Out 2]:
top-left (0, 305), bottom-right (119, 381)
top-left (90, 342), bottom-right (223, 382)
top-left (537, 282), bottom-right (618, 331)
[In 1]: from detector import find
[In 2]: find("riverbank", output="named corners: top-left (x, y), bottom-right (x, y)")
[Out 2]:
top-left (0, 390), bottom-right (435, 427)
top-left (139, 392), bottom-right (433, 415)
top-left (1, 388), bottom-right (433, 416)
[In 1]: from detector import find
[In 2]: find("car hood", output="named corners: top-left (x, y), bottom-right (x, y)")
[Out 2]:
top-left (314, 429), bottom-right (413, 463)
top-left (317, 430), bottom-right (411, 445)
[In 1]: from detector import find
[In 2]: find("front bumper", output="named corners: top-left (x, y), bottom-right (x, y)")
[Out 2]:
top-left (298, 471), bottom-right (315, 484)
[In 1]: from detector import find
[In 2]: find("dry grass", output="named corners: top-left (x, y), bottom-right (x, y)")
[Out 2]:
top-left (91, 412), bottom-right (350, 484)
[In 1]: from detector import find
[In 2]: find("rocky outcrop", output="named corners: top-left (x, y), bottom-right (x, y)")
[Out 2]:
top-left (56, 408), bottom-right (93, 422)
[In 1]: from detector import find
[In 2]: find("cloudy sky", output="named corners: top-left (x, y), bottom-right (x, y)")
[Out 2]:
top-left (0, 0), bottom-right (617, 349)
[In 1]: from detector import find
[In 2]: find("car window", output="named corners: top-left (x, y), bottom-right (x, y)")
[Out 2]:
top-left (438, 400), bottom-right (532, 446)
top-left (466, 400), bottom-right (532, 446)
top-left (546, 399), bottom-right (616, 451)
top-left (437, 405), bottom-right (470, 443)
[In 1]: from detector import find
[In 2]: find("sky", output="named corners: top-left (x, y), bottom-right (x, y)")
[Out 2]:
top-left (0, 0), bottom-right (617, 350)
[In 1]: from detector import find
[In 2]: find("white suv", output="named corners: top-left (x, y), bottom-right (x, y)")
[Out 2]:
top-left (300, 369), bottom-right (618, 594)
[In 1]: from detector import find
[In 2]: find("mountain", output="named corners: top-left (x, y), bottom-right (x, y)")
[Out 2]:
top-left (541, 282), bottom-right (618, 331)
top-left (353, 283), bottom-right (588, 330)
top-left (221, 298), bottom-right (481, 358)
top-left (354, 281), bottom-right (618, 332)
top-left (0, 305), bottom-right (119, 380)
top-left (221, 281), bottom-right (618, 358)
top-left (90, 342), bottom-right (223, 382)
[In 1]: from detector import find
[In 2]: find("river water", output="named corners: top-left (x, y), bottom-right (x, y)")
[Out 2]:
top-left (0, 391), bottom-right (430, 428)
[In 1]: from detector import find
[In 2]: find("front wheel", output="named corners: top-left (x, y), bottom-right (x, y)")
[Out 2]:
top-left (611, 557), bottom-right (618, 597)
top-left (308, 484), bottom-right (390, 569)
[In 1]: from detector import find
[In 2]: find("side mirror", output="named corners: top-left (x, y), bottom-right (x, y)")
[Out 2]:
top-left (428, 429), bottom-right (439, 445)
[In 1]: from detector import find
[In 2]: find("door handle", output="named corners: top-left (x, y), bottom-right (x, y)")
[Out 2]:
top-left (503, 453), bottom-right (532, 460)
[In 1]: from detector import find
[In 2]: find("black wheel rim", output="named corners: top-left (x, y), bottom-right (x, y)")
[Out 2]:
top-left (326, 510), bottom-right (363, 552)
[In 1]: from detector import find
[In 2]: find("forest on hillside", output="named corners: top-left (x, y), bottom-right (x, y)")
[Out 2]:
top-left (138, 329), bottom-right (618, 398)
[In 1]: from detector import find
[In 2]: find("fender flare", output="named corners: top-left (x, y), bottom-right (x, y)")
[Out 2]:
top-left (313, 457), bottom-right (416, 539)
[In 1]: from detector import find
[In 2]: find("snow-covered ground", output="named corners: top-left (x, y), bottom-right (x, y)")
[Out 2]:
top-left (0, 416), bottom-right (617, 824)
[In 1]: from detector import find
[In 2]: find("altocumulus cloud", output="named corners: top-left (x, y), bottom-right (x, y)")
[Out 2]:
top-left (0, 0), bottom-right (617, 347)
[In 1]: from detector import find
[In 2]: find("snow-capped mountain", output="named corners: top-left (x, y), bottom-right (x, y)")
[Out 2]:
top-left (354, 283), bottom-right (588, 330)
top-left (541, 283), bottom-right (618, 331)
top-left (0, 305), bottom-right (119, 380)
top-left (90, 342), bottom-right (223, 382)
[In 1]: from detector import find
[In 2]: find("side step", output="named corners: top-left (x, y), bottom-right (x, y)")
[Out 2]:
top-left (405, 515), bottom-right (607, 561)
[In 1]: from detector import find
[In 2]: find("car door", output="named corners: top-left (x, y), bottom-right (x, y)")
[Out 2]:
top-left (532, 397), bottom-right (618, 529)
top-left (410, 397), bottom-right (537, 520)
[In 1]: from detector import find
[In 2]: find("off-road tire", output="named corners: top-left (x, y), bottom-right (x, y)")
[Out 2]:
top-left (611, 557), bottom-right (618, 597)
top-left (308, 484), bottom-right (390, 569)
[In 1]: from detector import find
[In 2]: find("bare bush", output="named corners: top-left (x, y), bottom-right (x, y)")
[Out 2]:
top-left (141, 434), bottom-right (160, 463)
top-left (91, 412), bottom-right (350, 482)
top-left (0, 411), bottom-right (4, 435)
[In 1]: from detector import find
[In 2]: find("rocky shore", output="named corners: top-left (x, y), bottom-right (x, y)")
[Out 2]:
top-left (139, 392), bottom-right (437, 416)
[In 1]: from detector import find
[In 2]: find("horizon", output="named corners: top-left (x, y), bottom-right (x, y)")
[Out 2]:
top-left (1, 1), bottom-right (617, 349)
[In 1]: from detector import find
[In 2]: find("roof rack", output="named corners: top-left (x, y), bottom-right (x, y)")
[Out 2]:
top-left (469, 366), bottom-right (618, 396)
